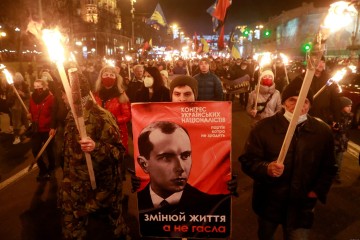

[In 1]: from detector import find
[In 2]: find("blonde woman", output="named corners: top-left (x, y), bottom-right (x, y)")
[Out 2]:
top-left (94, 66), bottom-right (131, 153)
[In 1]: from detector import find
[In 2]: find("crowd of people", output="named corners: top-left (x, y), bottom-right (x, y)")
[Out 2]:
top-left (0, 53), bottom-right (357, 239)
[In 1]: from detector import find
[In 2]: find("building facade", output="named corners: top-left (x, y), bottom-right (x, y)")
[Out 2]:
top-left (241, 2), bottom-right (359, 58)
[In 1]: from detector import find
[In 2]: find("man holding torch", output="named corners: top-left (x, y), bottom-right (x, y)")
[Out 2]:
top-left (308, 57), bottom-right (341, 125)
top-left (239, 77), bottom-right (337, 239)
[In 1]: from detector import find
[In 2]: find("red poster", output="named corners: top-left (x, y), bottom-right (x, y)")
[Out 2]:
top-left (131, 101), bottom-right (232, 239)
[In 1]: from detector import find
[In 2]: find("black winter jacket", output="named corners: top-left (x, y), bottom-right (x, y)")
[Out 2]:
top-left (239, 112), bottom-right (337, 228)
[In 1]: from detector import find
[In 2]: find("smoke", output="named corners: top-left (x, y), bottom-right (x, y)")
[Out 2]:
top-left (26, 19), bottom-right (44, 39)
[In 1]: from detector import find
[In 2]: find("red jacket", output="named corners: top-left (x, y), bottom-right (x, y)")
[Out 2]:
top-left (29, 93), bottom-right (55, 132)
top-left (94, 94), bottom-right (131, 152)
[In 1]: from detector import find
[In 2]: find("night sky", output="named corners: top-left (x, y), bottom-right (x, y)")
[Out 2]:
top-left (119, 0), bottom-right (333, 35)
top-left (0, 0), bottom-right (334, 35)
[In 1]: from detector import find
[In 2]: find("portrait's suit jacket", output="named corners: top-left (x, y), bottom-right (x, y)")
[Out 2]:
top-left (137, 183), bottom-right (231, 238)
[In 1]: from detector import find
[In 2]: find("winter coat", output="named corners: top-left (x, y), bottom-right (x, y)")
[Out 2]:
top-left (29, 91), bottom-right (56, 132)
top-left (194, 72), bottom-right (223, 101)
top-left (273, 65), bottom-right (289, 93)
top-left (239, 112), bottom-right (337, 228)
top-left (126, 79), bottom-right (143, 103)
top-left (134, 86), bottom-right (170, 103)
top-left (246, 83), bottom-right (282, 123)
top-left (94, 94), bottom-right (131, 152)
top-left (0, 83), bottom-right (13, 113)
top-left (333, 111), bottom-right (353, 153)
top-left (309, 71), bottom-right (341, 124)
top-left (10, 81), bottom-right (30, 111)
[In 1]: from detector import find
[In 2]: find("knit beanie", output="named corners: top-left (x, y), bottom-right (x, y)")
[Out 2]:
top-left (281, 77), bottom-right (314, 104)
top-left (339, 96), bottom-right (352, 108)
top-left (259, 70), bottom-right (274, 86)
top-left (170, 75), bottom-right (198, 100)
top-left (259, 69), bottom-right (274, 80)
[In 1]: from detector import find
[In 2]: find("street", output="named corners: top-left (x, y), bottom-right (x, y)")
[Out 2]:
top-left (0, 103), bottom-right (360, 240)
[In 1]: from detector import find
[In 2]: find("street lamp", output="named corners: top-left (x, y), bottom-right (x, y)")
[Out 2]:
top-left (130, 0), bottom-right (136, 48)
top-left (0, 31), bottom-right (6, 52)
top-left (171, 24), bottom-right (179, 39)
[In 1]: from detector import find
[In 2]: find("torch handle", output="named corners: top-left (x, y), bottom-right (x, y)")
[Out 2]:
top-left (128, 63), bottom-right (131, 80)
top-left (313, 84), bottom-right (327, 99)
top-left (11, 85), bottom-right (29, 114)
top-left (28, 134), bottom-right (54, 171)
top-left (56, 63), bottom-right (79, 130)
top-left (277, 68), bottom-right (315, 164)
top-left (77, 116), bottom-right (97, 190)
top-left (253, 75), bottom-right (261, 110)
top-left (284, 64), bottom-right (289, 85)
top-left (186, 63), bottom-right (190, 76)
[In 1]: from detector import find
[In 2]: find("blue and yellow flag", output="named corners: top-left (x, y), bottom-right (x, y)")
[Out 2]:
top-left (231, 44), bottom-right (241, 59)
top-left (147, 3), bottom-right (167, 27)
top-left (201, 37), bottom-right (210, 53)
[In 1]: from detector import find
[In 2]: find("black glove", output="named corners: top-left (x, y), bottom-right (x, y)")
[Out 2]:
top-left (227, 174), bottom-right (239, 197)
top-left (127, 168), bottom-right (141, 193)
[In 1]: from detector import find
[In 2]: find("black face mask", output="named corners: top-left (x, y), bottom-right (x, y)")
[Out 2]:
top-left (34, 88), bottom-right (44, 95)
top-left (32, 89), bottom-right (49, 104)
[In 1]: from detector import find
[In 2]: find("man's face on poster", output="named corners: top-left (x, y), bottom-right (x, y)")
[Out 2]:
top-left (141, 128), bottom-right (192, 198)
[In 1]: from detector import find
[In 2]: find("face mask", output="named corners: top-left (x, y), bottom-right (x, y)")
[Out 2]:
top-left (34, 88), bottom-right (44, 95)
top-left (261, 77), bottom-right (273, 87)
top-left (283, 110), bottom-right (307, 124)
top-left (101, 77), bottom-right (116, 88)
top-left (143, 77), bottom-right (154, 88)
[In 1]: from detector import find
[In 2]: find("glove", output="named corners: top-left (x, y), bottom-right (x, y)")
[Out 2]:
top-left (127, 168), bottom-right (141, 193)
top-left (227, 174), bottom-right (239, 197)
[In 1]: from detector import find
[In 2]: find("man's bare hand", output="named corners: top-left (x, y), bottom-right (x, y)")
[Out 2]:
top-left (267, 161), bottom-right (284, 177)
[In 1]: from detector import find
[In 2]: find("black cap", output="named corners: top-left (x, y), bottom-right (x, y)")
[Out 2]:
top-left (281, 76), bottom-right (314, 104)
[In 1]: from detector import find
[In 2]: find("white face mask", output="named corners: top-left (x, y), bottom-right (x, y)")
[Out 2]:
top-left (283, 110), bottom-right (308, 124)
top-left (143, 77), bottom-right (154, 88)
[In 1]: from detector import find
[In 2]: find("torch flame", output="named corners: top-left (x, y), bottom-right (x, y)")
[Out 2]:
top-left (322, 1), bottom-right (357, 33)
top-left (279, 53), bottom-right (289, 65)
top-left (104, 58), bottom-right (116, 67)
top-left (259, 52), bottom-right (272, 68)
top-left (330, 68), bottom-right (347, 83)
top-left (348, 65), bottom-right (357, 73)
top-left (42, 29), bottom-right (65, 63)
top-left (125, 55), bottom-right (132, 62)
top-left (0, 64), bottom-right (6, 70)
top-left (3, 69), bottom-right (13, 85)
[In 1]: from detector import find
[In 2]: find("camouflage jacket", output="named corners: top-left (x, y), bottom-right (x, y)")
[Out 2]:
top-left (60, 101), bottom-right (125, 214)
